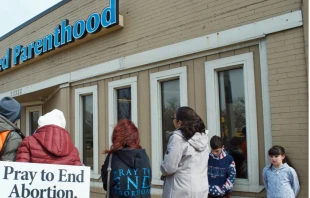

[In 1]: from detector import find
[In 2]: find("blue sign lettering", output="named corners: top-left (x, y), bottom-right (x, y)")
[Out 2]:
top-left (0, 48), bottom-right (11, 71)
top-left (101, 0), bottom-right (118, 28)
top-left (43, 34), bottom-right (54, 53)
top-left (86, 13), bottom-right (101, 34)
top-left (61, 19), bottom-right (73, 45)
top-left (54, 26), bottom-right (61, 48)
top-left (20, 46), bottom-right (28, 63)
top-left (0, 0), bottom-right (119, 71)
top-left (73, 20), bottom-right (86, 40)
top-left (34, 39), bottom-right (43, 55)
top-left (13, 45), bottom-right (21, 65)
top-left (28, 42), bottom-right (35, 59)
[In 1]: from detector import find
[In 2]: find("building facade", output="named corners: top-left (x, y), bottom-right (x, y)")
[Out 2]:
top-left (0, 0), bottom-right (308, 197)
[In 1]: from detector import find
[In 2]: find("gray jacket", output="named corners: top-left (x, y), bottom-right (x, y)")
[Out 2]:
top-left (0, 115), bottom-right (23, 161)
top-left (160, 130), bottom-right (209, 198)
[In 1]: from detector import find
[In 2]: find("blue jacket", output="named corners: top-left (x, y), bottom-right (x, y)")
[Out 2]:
top-left (263, 163), bottom-right (300, 198)
top-left (208, 149), bottom-right (236, 196)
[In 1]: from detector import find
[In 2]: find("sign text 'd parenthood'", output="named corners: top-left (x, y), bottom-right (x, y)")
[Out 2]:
top-left (0, 161), bottom-right (90, 198)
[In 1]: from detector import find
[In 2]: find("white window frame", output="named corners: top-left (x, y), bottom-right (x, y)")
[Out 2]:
top-left (26, 106), bottom-right (42, 136)
top-left (74, 85), bottom-right (99, 179)
top-left (108, 77), bottom-right (138, 147)
top-left (150, 66), bottom-right (188, 185)
top-left (205, 52), bottom-right (263, 192)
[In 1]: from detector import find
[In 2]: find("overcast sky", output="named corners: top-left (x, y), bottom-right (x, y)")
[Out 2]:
top-left (0, 0), bottom-right (62, 37)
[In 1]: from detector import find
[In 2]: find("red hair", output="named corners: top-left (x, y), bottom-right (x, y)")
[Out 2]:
top-left (105, 119), bottom-right (141, 154)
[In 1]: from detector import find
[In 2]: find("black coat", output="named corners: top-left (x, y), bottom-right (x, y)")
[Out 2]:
top-left (101, 148), bottom-right (152, 198)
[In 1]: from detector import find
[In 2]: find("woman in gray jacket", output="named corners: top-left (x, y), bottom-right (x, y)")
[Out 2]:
top-left (160, 106), bottom-right (209, 198)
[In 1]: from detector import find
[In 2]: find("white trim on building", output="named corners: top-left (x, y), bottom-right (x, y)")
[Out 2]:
top-left (74, 85), bottom-right (99, 179)
top-left (259, 38), bottom-right (273, 166)
top-left (108, 76), bottom-right (138, 147)
top-left (25, 106), bottom-right (42, 136)
top-left (150, 67), bottom-right (188, 185)
top-left (205, 52), bottom-right (263, 192)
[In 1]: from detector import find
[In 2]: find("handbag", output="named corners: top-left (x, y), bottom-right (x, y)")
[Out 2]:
top-left (106, 153), bottom-right (113, 198)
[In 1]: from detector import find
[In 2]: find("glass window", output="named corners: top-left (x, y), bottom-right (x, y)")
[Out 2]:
top-left (82, 95), bottom-right (93, 170)
top-left (29, 111), bottom-right (39, 135)
top-left (117, 88), bottom-right (131, 120)
top-left (150, 67), bottom-right (187, 185)
top-left (26, 106), bottom-right (42, 136)
top-left (161, 79), bottom-right (180, 156)
top-left (75, 85), bottom-right (99, 178)
top-left (218, 68), bottom-right (247, 179)
top-left (108, 77), bottom-right (137, 148)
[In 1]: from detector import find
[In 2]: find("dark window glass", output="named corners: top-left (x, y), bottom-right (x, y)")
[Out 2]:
top-left (29, 111), bottom-right (39, 135)
top-left (161, 79), bottom-right (180, 157)
top-left (218, 68), bottom-right (247, 179)
top-left (82, 95), bottom-right (93, 170)
top-left (117, 88), bottom-right (131, 120)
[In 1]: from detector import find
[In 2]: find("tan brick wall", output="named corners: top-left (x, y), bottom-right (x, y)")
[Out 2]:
top-left (75, 45), bottom-right (267, 198)
top-left (302, 0), bottom-right (308, 65)
top-left (0, 0), bottom-right (303, 93)
top-left (267, 27), bottom-right (308, 198)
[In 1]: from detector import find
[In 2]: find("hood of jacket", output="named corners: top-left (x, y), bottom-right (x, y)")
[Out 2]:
top-left (115, 148), bottom-right (149, 168)
top-left (270, 162), bottom-right (289, 171)
top-left (32, 124), bottom-right (75, 157)
top-left (210, 148), bottom-right (229, 160)
top-left (0, 115), bottom-right (19, 132)
top-left (187, 130), bottom-right (209, 152)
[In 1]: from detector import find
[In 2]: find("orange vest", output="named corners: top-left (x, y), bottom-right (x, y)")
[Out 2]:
top-left (0, 130), bottom-right (10, 151)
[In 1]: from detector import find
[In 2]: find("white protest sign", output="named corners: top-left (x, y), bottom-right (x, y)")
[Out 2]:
top-left (0, 161), bottom-right (90, 198)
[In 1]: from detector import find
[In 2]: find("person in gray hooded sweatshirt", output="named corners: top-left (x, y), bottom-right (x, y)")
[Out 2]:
top-left (0, 96), bottom-right (24, 161)
top-left (160, 106), bottom-right (209, 198)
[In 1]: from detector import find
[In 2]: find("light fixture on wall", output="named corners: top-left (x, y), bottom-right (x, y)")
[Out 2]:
top-left (39, 97), bottom-right (46, 103)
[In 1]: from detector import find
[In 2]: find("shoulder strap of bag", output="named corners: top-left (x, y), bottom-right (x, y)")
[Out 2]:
top-left (106, 153), bottom-right (113, 198)
top-left (14, 129), bottom-right (25, 139)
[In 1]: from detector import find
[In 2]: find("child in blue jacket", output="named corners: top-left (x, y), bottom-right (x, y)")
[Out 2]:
top-left (263, 145), bottom-right (300, 198)
top-left (208, 136), bottom-right (236, 198)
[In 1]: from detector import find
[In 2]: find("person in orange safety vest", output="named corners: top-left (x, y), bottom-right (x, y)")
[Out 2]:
top-left (0, 96), bottom-right (24, 161)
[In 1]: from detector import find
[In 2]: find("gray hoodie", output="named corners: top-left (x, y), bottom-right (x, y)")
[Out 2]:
top-left (160, 130), bottom-right (209, 198)
top-left (0, 115), bottom-right (23, 161)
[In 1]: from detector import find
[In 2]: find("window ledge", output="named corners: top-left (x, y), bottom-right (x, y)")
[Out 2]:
top-left (91, 181), bottom-right (103, 188)
top-left (90, 181), bottom-right (263, 195)
top-left (233, 184), bottom-right (264, 193)
top-left (231, 196), bottom-right (255, 198)
top-left (91, 173), bottom-right (101, 179)
top-left (151, 179), bottom-right (163, 185)
top-left (151, 180), bottom-right (264, 194)
top-left (90, 181), bottom-right (163, 195)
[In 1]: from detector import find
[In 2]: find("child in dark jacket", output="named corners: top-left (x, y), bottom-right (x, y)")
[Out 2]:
top-left (208, 136), bottom-right (236, 198)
